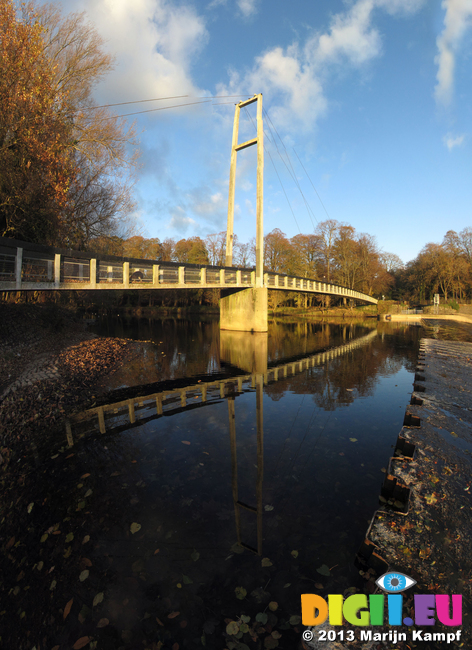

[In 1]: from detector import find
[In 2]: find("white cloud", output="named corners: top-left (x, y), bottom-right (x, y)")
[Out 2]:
top-left (76, 0), bottom-right (208, 102)
top-left (443, 133), bottom-right (466, 150)
top-left (168, 207), bottom-right (196, 233)
top-left (237, 0), bottom-right (259, 18)
top-left (189, 190), bottom-right (226, 218)
top-left (218, 0), bottom-right (424, 133)
top-left (314, 0), bottom-right (382, 66)
top-left (435, 0), bottom-right (472, 106)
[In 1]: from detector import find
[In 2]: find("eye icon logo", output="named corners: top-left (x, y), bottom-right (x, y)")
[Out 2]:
top-left (376, 572), bottom-right (417, 593)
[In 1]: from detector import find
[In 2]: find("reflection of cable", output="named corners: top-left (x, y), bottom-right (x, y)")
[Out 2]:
top-left (271, 394), bottom-right (306, 473)
top-left (264, 367), bottom-right (335, 532)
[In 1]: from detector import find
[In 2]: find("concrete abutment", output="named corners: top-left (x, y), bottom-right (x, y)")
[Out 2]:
top-left (219, 287), bottom-right (268, 332)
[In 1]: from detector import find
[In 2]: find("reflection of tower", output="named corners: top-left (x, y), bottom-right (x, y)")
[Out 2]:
top-left (229, 374), bottom-right (264, 555)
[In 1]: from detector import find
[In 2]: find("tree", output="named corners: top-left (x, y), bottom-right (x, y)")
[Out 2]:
top-left (174, 237), bottom-right (209, 264)
top-left (264, 228), bottom-right (292, 273)
top-left (205, 231), bottom-right (226, 266)
top-left (290, 234), bottom-right (322, 278)
top-left (0, 0), bottom-right (138, 246)
top-left (332, 225), bottom-right (358, 288)
top-left (0, 0), bottom-right (75, 242)
top-left (314, 219), bottom-right (342, 282)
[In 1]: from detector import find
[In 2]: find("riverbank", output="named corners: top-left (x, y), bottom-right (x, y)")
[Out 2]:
top-left (357, 338), bottom-right (472, 648)
top-left (0, 303), bottom-right (149, 458)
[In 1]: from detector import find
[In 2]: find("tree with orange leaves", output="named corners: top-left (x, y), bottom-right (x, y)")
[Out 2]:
top-left (0, 0), bottom-right (138, 246)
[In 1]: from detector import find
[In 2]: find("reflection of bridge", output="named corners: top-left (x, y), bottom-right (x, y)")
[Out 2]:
top-left (0, 94), bottom-right (378, 332)
top-left (66, 329), bottom-right (377, 440)
top-left (65, 328), bottom-right (377, 555)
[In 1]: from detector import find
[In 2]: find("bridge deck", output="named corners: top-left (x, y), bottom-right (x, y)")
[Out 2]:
top-left (0, 238), bottom-right (377, 304)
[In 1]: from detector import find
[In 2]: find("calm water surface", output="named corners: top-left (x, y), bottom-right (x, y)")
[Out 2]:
top-left (52, 316), bottom-right (421, 648)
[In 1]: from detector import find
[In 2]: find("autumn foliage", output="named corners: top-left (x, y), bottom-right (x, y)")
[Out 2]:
top-left (0, 0), bottom-right (137, 247)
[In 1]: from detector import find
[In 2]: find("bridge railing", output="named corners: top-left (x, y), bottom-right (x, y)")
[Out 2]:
top-left (0, 237), bottom-right (377, 304)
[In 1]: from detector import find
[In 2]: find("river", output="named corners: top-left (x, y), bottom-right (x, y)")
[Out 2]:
top-left (47, 315), bottom-right (419, 649)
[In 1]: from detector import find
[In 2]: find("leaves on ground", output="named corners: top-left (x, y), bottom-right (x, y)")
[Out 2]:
top-left (226, 621), bottom-right (240, 635)
top-left (316, 564), bottom-right (331, 576)
top-left (79, 569), bottom-right (89, 582)
top-left (93, 592), bottom-right (104, 607)
top-left (130, 522), bottom-right (141, 534)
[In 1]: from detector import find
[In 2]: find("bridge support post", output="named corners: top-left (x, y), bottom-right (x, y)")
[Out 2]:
top-left (220, 287), bottom-right (268, 332)
top-left (15, 247), bottom-right (23, 290)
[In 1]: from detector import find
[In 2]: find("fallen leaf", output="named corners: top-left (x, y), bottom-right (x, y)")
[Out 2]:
top-left (65, 532), bottom-right (74, 543)
top-left (291, 550), bottom-right (298, 558)
top-left (230, 542), bottom-right (244, 554)
top-left (130, 522), bottom-right (141, 534)
top-left (63, 599), bottom-right (74, 620)
top-left (73, 637), bottom-right (92, 649)
top-left (93, 593), bottom-right (104, 607)
top-left (27, 503), bottom-right (34, 513)
top-left (256, 612), bottom-right (268, 624)
top-left (168, 611), bottom-right (180, 619)
top-left (261, 557), bottom-right (273, 567)
top-left (264, 505), bottom-right (274, 511)
top-left (181, 441), bottom-right (191, 445)
top-left (349, 438), bottom-right (358, 442)
top-left (289, 615), bottom-right (301, 625)
top-left (235, 586), bottom-right (247, 600)
top-left (316, 564), bottom-right (331, 576)
top-left (97, 618), bottom-right (109, 628)
top-left (191, 549), bottom-right (200, 562)
top-left (81, 473), bottom-right (91, 479)
top-left (82, 535), bottom-right (90, 545)
top-left (79, 570), bottom-right (89, 582)
top-left (226, 621), bottom-right (239, 635)
top-left (269, 601), bottom-right (278, 611)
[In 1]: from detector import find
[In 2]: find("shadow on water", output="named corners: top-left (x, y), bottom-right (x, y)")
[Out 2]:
top-left (1, 318), bottom-right (424, 649)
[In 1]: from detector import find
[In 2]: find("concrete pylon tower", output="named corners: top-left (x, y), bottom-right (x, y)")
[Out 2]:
top-left (221, 94), bottom-right (267, 332)
top-left (225, 94), bottom-right (264, 288)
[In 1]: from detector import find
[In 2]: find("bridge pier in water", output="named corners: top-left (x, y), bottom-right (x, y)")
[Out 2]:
top-left (220, 287), bottom-right (268, 333)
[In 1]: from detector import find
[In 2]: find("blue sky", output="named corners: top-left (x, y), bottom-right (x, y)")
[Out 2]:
top-left (55, 0), bottom-right (471, 264)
